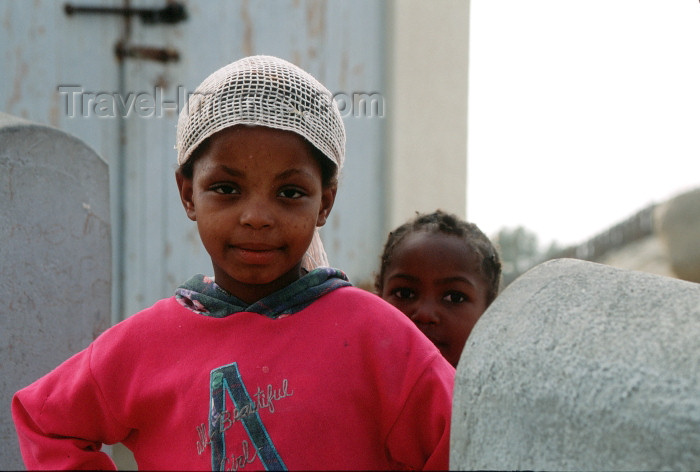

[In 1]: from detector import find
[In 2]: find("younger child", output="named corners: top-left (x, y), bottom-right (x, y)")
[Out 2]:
top-left (375, 210), bottom-right (502, 367)
top-left (12, 56), bottom-right (454, 470)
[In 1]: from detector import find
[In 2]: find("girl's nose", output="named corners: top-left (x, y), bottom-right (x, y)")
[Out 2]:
top-left (409, 300), bottom-right (440, 325)
top-left (239, 198), bottom-right (274, 229)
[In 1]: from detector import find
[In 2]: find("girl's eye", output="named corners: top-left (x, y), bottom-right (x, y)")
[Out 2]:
top-left (391, 287), bottom-right (415, 300)
top-left (443, 291), bottom-right (467, 303)
top-left (212, 184), bottom-right (238, 195)
top-left (278, 188), bottom-right (305, 199)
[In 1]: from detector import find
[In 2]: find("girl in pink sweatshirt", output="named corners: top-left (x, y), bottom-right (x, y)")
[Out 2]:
top-left (12, 55), bottom-right (454, 471)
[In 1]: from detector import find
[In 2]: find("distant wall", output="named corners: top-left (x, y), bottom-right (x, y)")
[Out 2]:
top-left (534, 187), bottom-right (700, 284)
top-left (657, 187), bottom-right (700, 283)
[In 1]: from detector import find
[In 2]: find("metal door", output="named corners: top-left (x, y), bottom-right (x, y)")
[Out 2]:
top-left (1, 0), bottom-right (387, 319)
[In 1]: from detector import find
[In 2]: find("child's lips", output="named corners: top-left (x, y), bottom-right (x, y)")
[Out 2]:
top-left (232, 243), bottom-right (281, 264)
top-left (236, 243), bottom-right (278, 251)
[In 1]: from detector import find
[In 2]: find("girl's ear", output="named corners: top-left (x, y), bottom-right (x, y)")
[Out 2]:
top-left (316, 184), bottom-right (337, 227)
top-left (175, 170), bottom-right (197, 221)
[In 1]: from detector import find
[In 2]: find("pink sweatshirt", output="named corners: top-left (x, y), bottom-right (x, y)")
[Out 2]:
top-left (12, 285), bottom-right (454, 470)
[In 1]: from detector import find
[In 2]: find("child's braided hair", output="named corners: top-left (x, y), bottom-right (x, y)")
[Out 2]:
top-left (374, 210), bottom-right (502, 305)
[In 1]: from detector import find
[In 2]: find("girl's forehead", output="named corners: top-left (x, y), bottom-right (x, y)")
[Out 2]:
top-left (193, 126), bottom-right (321, 176)
top-left (388, 232), bottom-right (489, 287)
top-left (207, 125), bottom-right (311, 148)
top-left (199, 127), bottom-right (313, 162)
top-left (395, 231), bottom-right (482, 266)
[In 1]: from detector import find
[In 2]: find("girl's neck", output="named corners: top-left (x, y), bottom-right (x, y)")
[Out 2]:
top-left (213, 263), bottom-right (306, 305)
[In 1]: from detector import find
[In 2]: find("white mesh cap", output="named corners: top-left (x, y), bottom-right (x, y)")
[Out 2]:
top-left (176, 55), bottom-right (345, 171)
top-left (176, 55), bottom-right (345, 271)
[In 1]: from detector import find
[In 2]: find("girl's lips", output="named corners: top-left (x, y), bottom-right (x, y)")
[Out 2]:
top-left (232, 244), bottom-right (280, 264)
top-left (235, 242), bottom-right (278, 251)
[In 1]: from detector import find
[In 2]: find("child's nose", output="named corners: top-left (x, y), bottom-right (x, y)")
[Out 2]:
top-left (239, 198), bottom-right (274, 229)
top-left (410, 300), bottom-right (440, 325)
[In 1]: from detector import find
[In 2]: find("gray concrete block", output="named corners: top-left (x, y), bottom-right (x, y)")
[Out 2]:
top-left (0, 113), bottom-right (111, 470)
top-left (451, 258), bottom-right (700, 471)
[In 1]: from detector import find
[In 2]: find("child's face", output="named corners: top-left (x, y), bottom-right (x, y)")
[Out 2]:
top-left (379, 231), bottom-right (489, 367)
top-left (176, 126), bottom-right (336, 304)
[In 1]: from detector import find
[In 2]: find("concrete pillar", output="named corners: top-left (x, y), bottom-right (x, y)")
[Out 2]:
top-left (0, 113), bottom-right (111, 469)
top-left (386, 0), bottom-right (470, 229)
top-left (451, 258), bottom-right (700, 471)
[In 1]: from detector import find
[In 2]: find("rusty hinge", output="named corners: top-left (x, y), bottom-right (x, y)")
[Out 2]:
top-left (115, 42), bottom-right (180, 63)
top-left (64, 2), bottom-right (188, 25)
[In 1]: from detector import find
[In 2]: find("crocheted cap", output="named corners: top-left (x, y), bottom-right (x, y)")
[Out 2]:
top-left (176, 55), bottom-right (346, 171)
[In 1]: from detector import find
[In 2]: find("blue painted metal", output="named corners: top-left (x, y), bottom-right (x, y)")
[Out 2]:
top-left (1, 0), bottom-right (387, 319)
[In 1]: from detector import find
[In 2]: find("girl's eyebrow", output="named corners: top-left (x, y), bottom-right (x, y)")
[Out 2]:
top-left (436, 276), bottom-right (477, 288)
top-left (387, 273), bottom-right (419, 283)
top-left (389, 273), bottom-right (476, 287)
top-left (210, 165), bottom-right (244, 178)
top-left (275, 168), bottom-right (316, 181)
top-left (210, 166), bottom-right (315, 181)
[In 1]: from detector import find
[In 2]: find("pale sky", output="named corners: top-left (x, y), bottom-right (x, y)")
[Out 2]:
top-left (467, 0), bottom-right (700, 248)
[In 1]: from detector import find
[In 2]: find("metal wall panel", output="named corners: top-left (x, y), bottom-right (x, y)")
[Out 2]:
top-left (0, 0), bottom-right (122, 155)
top-left (1, 0), bottom-right (387, 320)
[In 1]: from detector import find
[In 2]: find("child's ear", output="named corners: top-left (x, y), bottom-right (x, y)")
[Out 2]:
top-left (175, 170), bottom-right (197, 221)
top-left (316, 184), bottom-right (337, 227)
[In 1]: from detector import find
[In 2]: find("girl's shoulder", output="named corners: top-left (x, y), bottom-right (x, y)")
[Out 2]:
top-left (313, 285), bottom-right (452, 376)
top-left (314, 285), bottom-right (421, 332)
top-left (92, 296), bottom-right (190, 347)
top-left (319, 285), bottom-right (397, 310)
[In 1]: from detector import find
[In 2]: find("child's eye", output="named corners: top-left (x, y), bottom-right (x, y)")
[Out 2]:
top-left (443, 291), bottom-right (467, 303)
top-left (278, 188), bottom-right (305, 199)
top-left (391, 287), bottom-right (415, 300)
top-left (211, 184), bottom-right (238, 195)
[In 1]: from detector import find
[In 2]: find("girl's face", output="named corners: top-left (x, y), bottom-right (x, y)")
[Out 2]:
top-left (176, 126), bottom-right (336, 304)
top-left (380, 231), bottom-right (489, 367)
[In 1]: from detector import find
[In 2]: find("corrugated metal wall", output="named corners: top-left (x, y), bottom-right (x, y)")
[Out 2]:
top-left (1, 0), bottom-right (387, 319)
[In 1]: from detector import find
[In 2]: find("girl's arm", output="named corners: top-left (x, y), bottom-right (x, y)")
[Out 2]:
top-left (12, 344), bottom-right (129, 470)
top-left (386, 356), bottom-right (455, 470)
